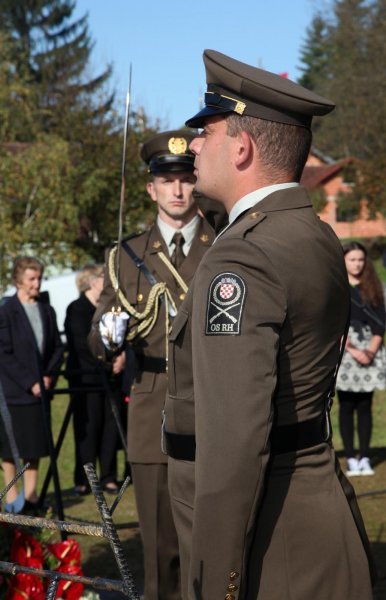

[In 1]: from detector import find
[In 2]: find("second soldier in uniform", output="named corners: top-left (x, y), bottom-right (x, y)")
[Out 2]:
top-left (89, 129), bottom-right (214, 600)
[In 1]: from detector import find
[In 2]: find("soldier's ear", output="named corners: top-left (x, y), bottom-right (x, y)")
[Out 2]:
top-left (146, 181), bottom-right (157, 202)
top-left (233, 130), bottom-right (253, 169)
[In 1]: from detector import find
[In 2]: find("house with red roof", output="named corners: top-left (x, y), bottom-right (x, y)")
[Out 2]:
top-left (301, 149), bottom-right (386, 239)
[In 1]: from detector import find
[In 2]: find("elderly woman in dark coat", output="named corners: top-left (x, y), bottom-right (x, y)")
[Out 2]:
top-left (0, 256), bottom-right (64, 511)
top-left (64, 264), bottom-right (123, 495)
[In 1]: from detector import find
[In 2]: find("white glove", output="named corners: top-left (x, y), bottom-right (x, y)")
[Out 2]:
top-left (99, 310), bottom-right (130, 350)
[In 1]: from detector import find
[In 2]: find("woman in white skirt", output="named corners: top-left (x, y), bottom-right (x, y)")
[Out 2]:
top-left (336, 241), bottom-right (386, 476)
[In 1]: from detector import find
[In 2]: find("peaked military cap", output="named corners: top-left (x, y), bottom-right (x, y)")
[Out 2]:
top-left (141, 129), bottom-right (196, 174)
top-left (186, 50), bottom-right (335, 129)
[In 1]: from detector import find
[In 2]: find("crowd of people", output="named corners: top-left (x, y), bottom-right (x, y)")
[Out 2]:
top-left (0, 50), bottom-right (384, 599)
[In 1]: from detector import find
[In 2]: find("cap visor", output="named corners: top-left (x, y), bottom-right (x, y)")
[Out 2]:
top-left (185, 105), bottom-right (232, 128)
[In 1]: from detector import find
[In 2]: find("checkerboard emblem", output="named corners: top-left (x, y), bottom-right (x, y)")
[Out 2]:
top-left (219, 283), bottom-right (235, 300)
top-left (205, 272), bottom-right (246, 335)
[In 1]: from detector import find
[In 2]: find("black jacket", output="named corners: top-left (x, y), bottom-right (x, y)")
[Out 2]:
top-left (64, 293), bottom-right (105, 387)
top-left (0, 294), bottom-right (64, 405)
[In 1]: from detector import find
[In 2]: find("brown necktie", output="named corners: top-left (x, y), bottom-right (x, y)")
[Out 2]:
top-left (171, 232), bottom-right (185, 269)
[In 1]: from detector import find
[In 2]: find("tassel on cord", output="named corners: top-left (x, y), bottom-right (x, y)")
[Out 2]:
top-left (108, 247), bottom-right (179, 346)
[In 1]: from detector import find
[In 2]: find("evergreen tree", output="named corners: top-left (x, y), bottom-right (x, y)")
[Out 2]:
top-left (298, 14), bottom-right (331, 93)
top-left (316, 0), bottom-right (371, 158)
top-left (0, 32), bottom-right (40, 141)
top-left (0, 0), bottom-right (113, 138)
top-left (299, 0), bottom-right (386, 214)
top-left (0, 1), bottom-right (175, 278)
top-left (0, 1), bottom-right (162, 267)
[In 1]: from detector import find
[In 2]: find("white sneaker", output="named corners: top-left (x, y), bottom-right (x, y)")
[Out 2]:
top-left (346, 457), bottom-right (361, 476)
top-left (358, 457), bottom-right (375, 476)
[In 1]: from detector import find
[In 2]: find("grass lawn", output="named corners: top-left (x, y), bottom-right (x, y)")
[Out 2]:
top-left (5, 385), bottom-right (386, 598)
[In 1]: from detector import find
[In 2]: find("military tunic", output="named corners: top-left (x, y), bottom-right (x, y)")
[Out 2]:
top-left (89, 218), bottom-right (214, 600)
top-left (164, 187), bottom-right (373, 599)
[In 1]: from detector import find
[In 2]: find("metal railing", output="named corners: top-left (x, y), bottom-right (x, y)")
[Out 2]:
top-left (0, 462), bottom-right (140, 598)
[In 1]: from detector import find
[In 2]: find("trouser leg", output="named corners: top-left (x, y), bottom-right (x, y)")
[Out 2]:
top-left (356, 392), bottom-right (373, 458)
top-left (131, 462), bottom-right (180, 600)
top-left (73, 392), bottom-right (102, 485)
top-left (168, 458), bottom-right (195, 600)
top-left (72, 394), bottom-right (88, 486)
top-left (338, 391), bottom-right (356, 458)
top-left (99, 391), bottom-right (119, 486)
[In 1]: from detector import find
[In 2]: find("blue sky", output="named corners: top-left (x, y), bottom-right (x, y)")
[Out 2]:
top-left (74, 0), bottom-right (322, 129)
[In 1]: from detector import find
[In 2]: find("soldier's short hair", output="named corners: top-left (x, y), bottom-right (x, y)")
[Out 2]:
top-left (226, 114), bottom-right (312, 182)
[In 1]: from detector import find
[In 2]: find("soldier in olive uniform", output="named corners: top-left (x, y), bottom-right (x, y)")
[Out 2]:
top-left (88, 130), bottom-right (214, 600)
top-left (163, 51), bottom-right (375, 599)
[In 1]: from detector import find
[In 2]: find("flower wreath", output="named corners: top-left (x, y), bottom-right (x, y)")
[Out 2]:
top-left (0, 523), bottom-right (99, 600)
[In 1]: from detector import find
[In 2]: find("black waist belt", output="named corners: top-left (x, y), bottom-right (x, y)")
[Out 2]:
top-left (164, 430), bottom-right (196, 461)
top-left (270, 414), bottom-right (326, 454)
top-left (137, 355), bottom-right (167, 373)
top-left (164, 414), bottom-right (327, 461)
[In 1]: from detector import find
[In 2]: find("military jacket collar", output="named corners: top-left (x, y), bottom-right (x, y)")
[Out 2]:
top-left (145, 219), bottom-right (213, 289)
top-left (229, 182), bottom-right (300, 224)
top-left (216, 186), bottom-right (312, 243)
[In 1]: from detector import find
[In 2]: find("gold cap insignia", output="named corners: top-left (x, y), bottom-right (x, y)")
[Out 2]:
top-left (168, 137), bottom-right (188, 155)
top-left (153, 241), bottom-right (162, 249)
top-left (200, 234), bottom-right (209, 243)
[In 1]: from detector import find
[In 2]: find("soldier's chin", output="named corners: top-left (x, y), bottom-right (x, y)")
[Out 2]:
top-left (195, 183), bottom-right (218, 202)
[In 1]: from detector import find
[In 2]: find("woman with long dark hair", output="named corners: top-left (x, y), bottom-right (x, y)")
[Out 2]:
top-left (336, 241), bottom-right (386, 476)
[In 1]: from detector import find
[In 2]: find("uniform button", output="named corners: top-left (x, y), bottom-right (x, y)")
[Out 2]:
top-left (179, 293), bottom-right (186, 300)
top-left (224, 594), bottom-right (235, 600)
top-left (97, 355), bottom-right (103, 360)
top-left (131, 385), bottom-right (136, 391)
top-left (228, 583), bottom-right (238, 592)
top-left (250, 211), bottom-right (260, 219)
top-left (137, 293), bottom-right (144, 301)
top-left (229, 571), bottom-right (239, 581)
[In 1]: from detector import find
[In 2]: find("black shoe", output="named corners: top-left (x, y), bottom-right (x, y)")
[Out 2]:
top-left (23, 500), bottom-right (41, 516)
top-left (74, 484), bottom-right (91, 496)
top-left (102, 482), bottom-right (120, 495)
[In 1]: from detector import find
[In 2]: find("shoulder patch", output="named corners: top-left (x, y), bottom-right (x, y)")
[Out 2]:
top-left (205, 272), bottom-right (246, 335)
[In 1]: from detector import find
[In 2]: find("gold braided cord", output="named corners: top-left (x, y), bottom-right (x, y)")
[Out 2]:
top-left (157, 251), bottom-right (189, 293)
top-left (108, 246), bottom-right (178, 342)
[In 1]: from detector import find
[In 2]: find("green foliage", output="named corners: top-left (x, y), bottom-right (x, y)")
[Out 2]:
top-left (308, 187), bottom-right (327, 214)
top-left (335, 190), bottom-right (361, 222)
top-left (0, 137), bottom-right (89, 291)
top-left (0, 2), bottom-right (162, 290)
top-left (0, 32), bottom-right (41, 141)
top-left (298, 14), bottom-right (331, 92)
top-left (0, 0), bottom-right (113, 137)
top-left (299, 0), bottom-right (386, 216)
top-left (355, 155), bottom-right (386, 216)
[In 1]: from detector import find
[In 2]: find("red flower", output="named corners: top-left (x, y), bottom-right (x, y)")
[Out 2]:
top-left (6, 573), bottom-right (45, 600)
top-left (55, 564), bottom-right (84, 599)
top-left (10, 530), bottom-right (43, 570)
top-left (47, 538), bottom-right (81, 565)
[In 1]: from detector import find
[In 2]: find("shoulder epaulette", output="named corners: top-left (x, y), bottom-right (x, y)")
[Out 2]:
top-left (121, 230), bottom-right (147, 243)
top-left (108, 229), bottom-right (148, 251)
